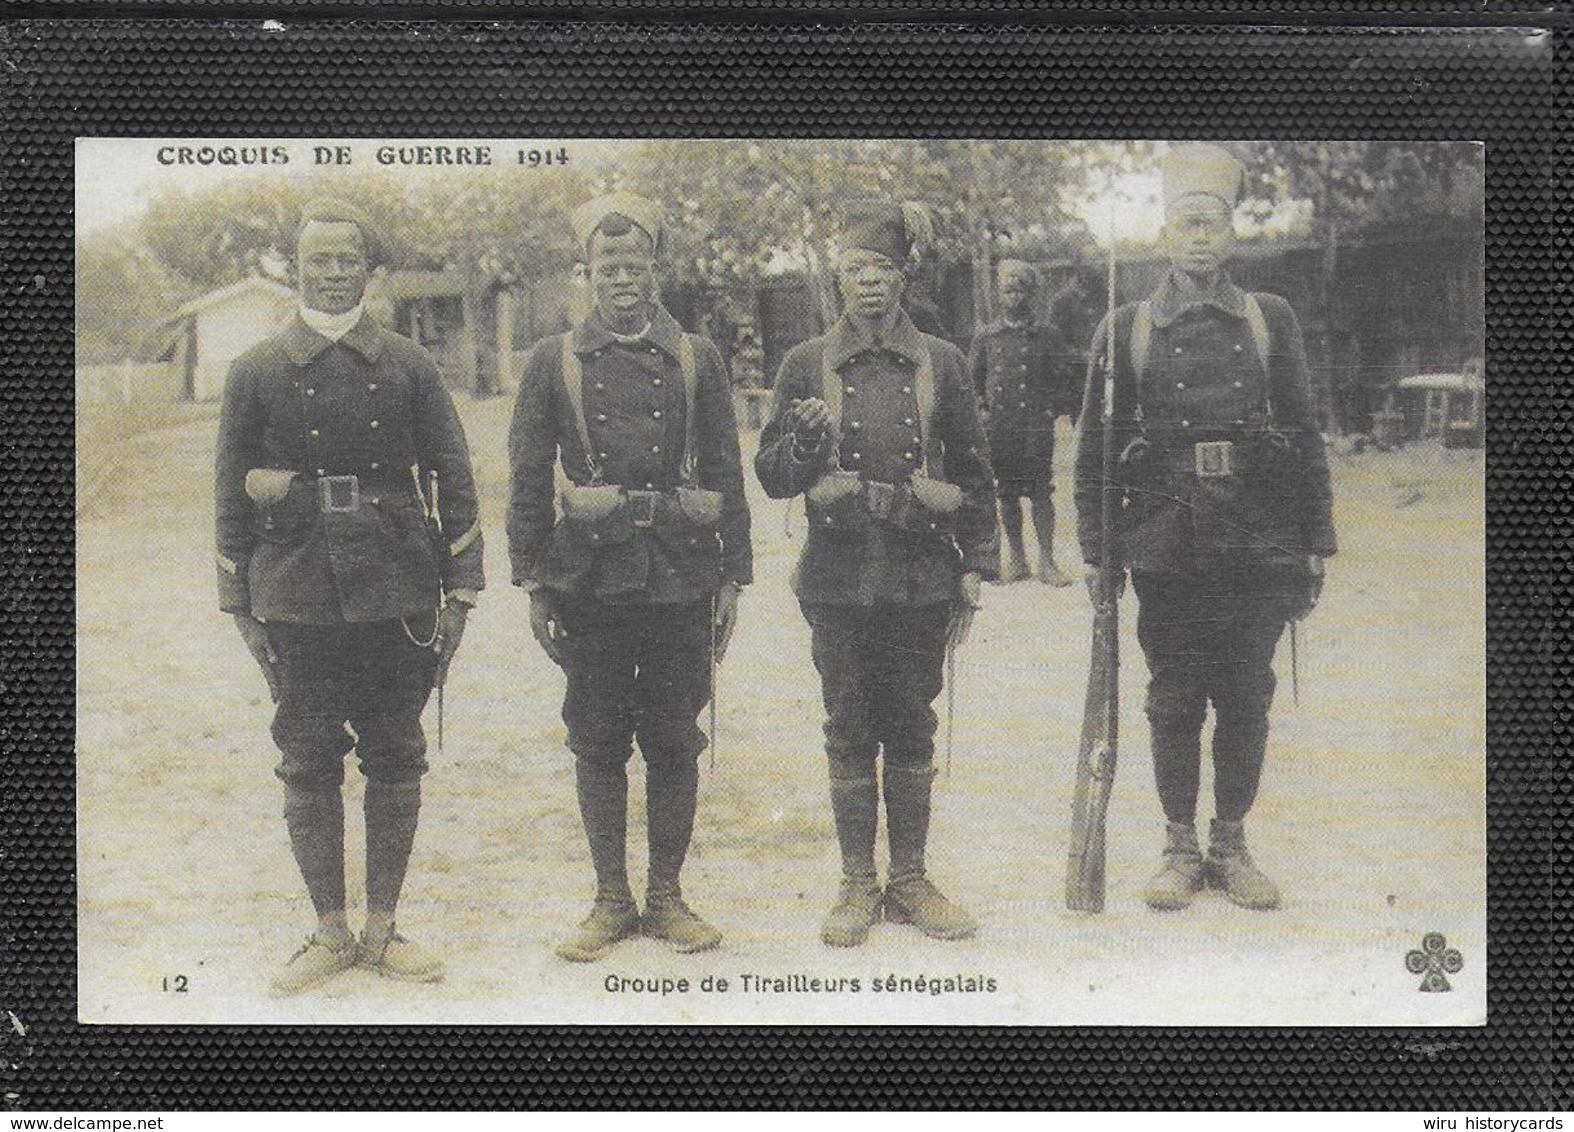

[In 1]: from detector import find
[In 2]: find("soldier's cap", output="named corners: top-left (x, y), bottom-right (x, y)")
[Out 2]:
top-left (1161, 144), bottom-right (1244, 216)
top-left (296, 197), bottom-right (388, 267)
top-left (571, 191), bottom-right (664, 256)
top-left (839, 199), bottom-right (934, 264)
top-left (996, 258), bottom-right (1039, 286)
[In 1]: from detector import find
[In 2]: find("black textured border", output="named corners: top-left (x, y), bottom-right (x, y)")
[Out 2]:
top-left (6, 8), bottom-right (1568, 1110)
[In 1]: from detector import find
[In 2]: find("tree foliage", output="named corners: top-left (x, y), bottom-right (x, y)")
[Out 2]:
top-left (1235, 141), bottom-right (1484, 238)
top-left (75, 230), bottom-right (195, 364)
top-left (137, 165), bottom-right (599, 293)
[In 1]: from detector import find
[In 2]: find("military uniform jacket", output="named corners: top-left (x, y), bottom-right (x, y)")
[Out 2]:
top-left (506, 307), bottom-right (753, 603)
top-left (215, 314), bottom-right (485, 624)
top-left (1073, 271), bottom-right (1338, 579)
top-left (967, 316), bottom-right (1078, 462)
top-left (756, 312), bottom-right (1000, 606)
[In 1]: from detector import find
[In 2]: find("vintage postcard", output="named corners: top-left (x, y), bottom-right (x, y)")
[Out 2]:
top-left (74, 136), bottom-right (1485, 1026)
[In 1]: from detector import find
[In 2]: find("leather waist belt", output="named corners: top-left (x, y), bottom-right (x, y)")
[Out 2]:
top-left (622, 488), bottom-right (663, 528)
top-left (309, 474), bottom-right (414, 513)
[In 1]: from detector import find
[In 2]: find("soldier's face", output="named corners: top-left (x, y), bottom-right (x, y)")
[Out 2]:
top-left (1161, 198), bottom-right (1236, 279)
top-left (837, 250), bottom-right (904, 320)
top-left (998, 268), bottom-right (1038, 316)
top-left (297, 221), bottom-right (370, 315)
top-left (587, 228), bottom-right (659, 322)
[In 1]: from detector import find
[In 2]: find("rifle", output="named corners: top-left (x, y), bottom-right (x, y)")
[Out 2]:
top-left (1065, 229), bottom-right (1122, 913)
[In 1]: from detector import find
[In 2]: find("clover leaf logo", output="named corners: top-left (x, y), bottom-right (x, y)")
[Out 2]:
top-left (1405, 932), bottom-right (1463, 992)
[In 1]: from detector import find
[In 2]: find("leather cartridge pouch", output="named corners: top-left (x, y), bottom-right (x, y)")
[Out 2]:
top-left (894, 474), bottom-right (963, 538)
top-left (907, 475), bottom-right (964, 514)
top-left (245, 468), bottom-right (311, 543)
top-left (244, 468), bottom-right (298, 506)
top-left (559, 482), bottom-right (626, 521)
top-left (558, 482), bottom-right (636, 545)
top-left (805, 469), bottom-right (868, 532)
top-left (674, 485), bottom-right (724, 528)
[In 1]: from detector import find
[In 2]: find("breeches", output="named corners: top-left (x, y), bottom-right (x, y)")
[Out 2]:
top-left (802, 601), bottom-right (951, 777)
top-left (1132, 572), bottom-right (1290, 822)
top-left (990, 431), bottom-right (1056, 499)
top-left (268, 614), bottom-right (439, 789)
top-left (558, 595), bottom-right (713, 768)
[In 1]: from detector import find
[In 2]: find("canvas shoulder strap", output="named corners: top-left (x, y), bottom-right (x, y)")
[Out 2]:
top-left (820, 343), bottom-right (842, 428)
top-left (677, 332), bottom-right (699, 484)
top-left (559, 335), bottom-right (603, 483)
top-left (913, 345), bottom-right (943, 479)
top-left (1243, 293), bottom-right (1275, 421)
top-left (1130, 300), bottom-right (1153, 385)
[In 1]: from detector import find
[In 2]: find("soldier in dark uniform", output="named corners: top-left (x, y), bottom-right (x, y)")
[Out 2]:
top-left (969, 259), bottom-right (1079, 586)
top-left (508, 192), bottom-right (752, 962)
top-left (215, 198), bottom-right (484, 995)
top-left (1074, 145), bottom-right (1337, 911)
top-left (756, 200), bottom-right (999, 947)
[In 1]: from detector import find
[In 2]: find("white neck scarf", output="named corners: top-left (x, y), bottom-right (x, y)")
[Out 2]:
top-left (606, 320), bottom-right (653, 345)
top-left (299, 302), bottom-right (366, 342)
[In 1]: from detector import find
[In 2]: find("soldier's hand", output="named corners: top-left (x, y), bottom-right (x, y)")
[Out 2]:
top-left (948, 572), bottom-right (983, 650)
top-left (1288, 556), bottom-right (1326, 621)
top-left (433, 601), bottom-right (469, 684)
top-left (233, 612), bottom-right (280, 703)
top-left (713, 583), bottom-right (742, 664)
top-left (789, 397), bottom-right (834, 440)
top-left (529, 590), bottom-right (568, 666)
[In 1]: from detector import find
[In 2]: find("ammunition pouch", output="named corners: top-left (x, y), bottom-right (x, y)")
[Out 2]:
top-left (805, 470), bottom-right (870, 533)
top-left (558, 483), bottom-right (637, 547)
top-left (908, 475), bottom-right (964, 515)
top-left (558, 482), bottom-right (724, 552)
top-left (674, 485), bottom-right (724, 529)
top-left (247, 470), bottom-right (313, 545)
top-left (244, 468), bottom-right (297, 506)
top-left (805, 471), bottom-right (962, 540)
top-left (899, 475), bottom-right (963, 539)
top-left (559, 482), bottom-right (627, 523)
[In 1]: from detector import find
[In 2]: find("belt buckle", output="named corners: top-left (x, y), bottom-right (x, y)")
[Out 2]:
top-left (626, 490), bottom-right (659, 528)
top-left (865, 480), bottom-right (896, 520)
top-left (1194, 441), bottom-right (1236, 479)
top-left (318, 474), bottom-right (360, 513)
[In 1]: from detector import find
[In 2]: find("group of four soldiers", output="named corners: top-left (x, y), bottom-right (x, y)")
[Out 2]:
top-left (214, 144), bottom-right (1336, 996)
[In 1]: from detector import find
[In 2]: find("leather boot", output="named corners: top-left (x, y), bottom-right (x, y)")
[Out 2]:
top-left (882, 763), bottom-right (977, 940)
top-left (1206, 818), bottom-right (1282, 910)
top-left (821, 775), bottom-right (881, 947)
top-left (1031, 498), bottom-right (1074, 587)
top-left (1143, 821), bottom-right (1205, 911)
top-left (557, 757), bottom-right (639, 962)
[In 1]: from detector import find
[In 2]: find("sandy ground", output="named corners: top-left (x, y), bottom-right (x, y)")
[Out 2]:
top-left (75, 398), bottom-right (1485, 1026)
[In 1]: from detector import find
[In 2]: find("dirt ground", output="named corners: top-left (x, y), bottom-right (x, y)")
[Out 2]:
top-left (75, 397), bottom-right (1485, 1026)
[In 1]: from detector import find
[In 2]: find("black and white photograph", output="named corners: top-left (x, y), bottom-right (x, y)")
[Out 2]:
top-left (74, 135), bottom-right (1485, 1027)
